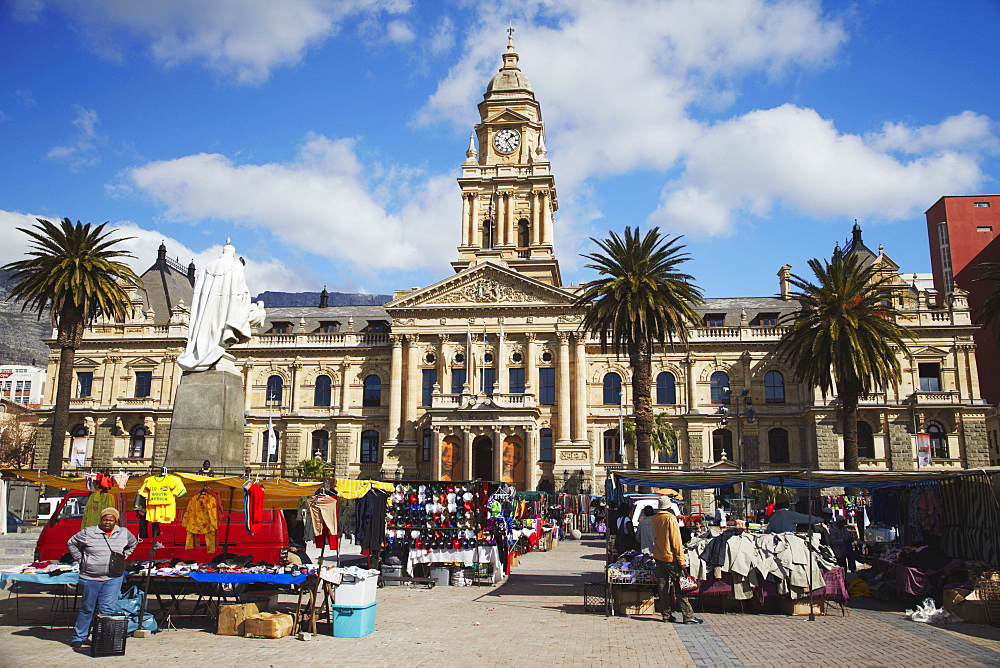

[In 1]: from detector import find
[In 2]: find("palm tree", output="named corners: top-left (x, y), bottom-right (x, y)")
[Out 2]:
top-left (3, 218), bottom-right (139, 475)
top-left (777, 250), bottom-right (911, 470)
top-left (974, 262), bottom-right (1000, 343)
top-left (623, 412), bottom-right (679, 462)
top-left (574, 227), bottom-right (703, 470)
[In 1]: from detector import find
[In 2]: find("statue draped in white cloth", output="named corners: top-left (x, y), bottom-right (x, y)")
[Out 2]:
top-left (177, 241), bottom-right (265, 372)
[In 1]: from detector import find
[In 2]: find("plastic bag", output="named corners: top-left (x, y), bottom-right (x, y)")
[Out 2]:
top-left (904, 597), bottom-right (960, 623)
top-left (115, 586), bottom-right (159, 634)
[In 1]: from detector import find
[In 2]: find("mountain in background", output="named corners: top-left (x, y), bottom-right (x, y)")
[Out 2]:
top-left (253, 291), bottom-right (392, 307)
top-left (0, 269), bottom-right (51, 367)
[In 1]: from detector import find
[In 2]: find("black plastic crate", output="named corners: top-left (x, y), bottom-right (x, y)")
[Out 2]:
top-left (91, 613), bottom-right (128, 657)
top-left (583, 582), bottom-right (606, 613)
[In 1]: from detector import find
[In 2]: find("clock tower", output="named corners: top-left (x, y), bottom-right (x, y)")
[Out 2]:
top-left (453, 33), bottom-right (561, 286)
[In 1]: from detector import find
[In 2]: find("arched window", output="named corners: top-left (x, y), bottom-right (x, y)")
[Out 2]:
top-left (261, 428), bottom-right (279, 463)
top-left (768, 428), bottom-right (789, 464)
top-left (517, 219), bottom-right (529, 247)
top-left (360, 430), bottom-right (379, 463)
top-left (711, 372), bottom-right (729, 404)
top-left (314, 375), bottom-right (332, 406)
top-left (266, 375), bottom-right (283, 404)
top-left (857, 421), bottom-right (875, 459)
top-left (421, 428), bottom-right (432, 462)
top-left (712, 429), bottom-right (732, 462)
top-left (311, 429), bottom-right (329, 460)
top-left (656, 372), bottom-right (676, 405)
top-left (72, 424), bottom-right (88, 437)
top-left (764, 371), bottom-right (785, 404)
top-left (363, 375), bottom-right (382, 406)
top-left (603, 429), bottom-right (622, 464)
top-left (603, 373), bottom-right (622, 405)
top-left (129, 425), bottom-right (147, 458)
top-left (927, 421), bottom-right (948, 459)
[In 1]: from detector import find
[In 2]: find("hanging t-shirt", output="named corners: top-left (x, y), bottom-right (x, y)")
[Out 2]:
top-left (138, 474), bottom-right (187, 523)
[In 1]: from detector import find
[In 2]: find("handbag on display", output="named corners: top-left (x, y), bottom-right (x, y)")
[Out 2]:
top-left (678, 574), bottom-right (699, 593)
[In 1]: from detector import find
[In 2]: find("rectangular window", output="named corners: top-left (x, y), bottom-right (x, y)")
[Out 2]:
top-left (508, 368), bottom-right (525, 394)
top-left (134, 371), bottom-right (153, 398)
top-left (978, 226), bottom-right (993, 233)
top-left (538, 368), bottom-right (555, 405)
top-left (974, 202), bottom-right (990, 207)
top-left (77, 371), bottom-right (93, 398)
top-left (269, 323), bottom-right (290, 334)
top-left (451, 368), bottom-right (466, 395)
top-left (704, 314), bottom-right (725, 327)
top-left (539, 428), bottom-right (553, 462)
top-left (421, 368), bottom-right (437, 406)
top-left (756, 313), bottom-right (778, 327)
top-left (919, 363), bottom-right (941, 392)
top-left (482, 368), bottom-right (496, 396)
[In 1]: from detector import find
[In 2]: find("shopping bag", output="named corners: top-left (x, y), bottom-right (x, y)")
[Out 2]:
top-left (678, 575), bottom-right (699, 593)
top-left (115, 586), bottom-right (144, 616)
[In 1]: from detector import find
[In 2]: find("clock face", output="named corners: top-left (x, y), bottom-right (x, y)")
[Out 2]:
top-left (493, 128), bottom-right (520, 154)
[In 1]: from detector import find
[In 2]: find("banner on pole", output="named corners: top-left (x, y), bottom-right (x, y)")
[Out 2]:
top-left (70, 435), bottom-right (88, 467)
top-left (916, 432), bottom-right (931, 466)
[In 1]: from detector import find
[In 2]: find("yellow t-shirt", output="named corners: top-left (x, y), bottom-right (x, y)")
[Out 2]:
top-left (138, 474), bottom-right (187, 523)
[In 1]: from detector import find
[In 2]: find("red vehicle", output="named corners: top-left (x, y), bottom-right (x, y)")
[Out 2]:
top-left (35, 490), bottom-right (290, 564)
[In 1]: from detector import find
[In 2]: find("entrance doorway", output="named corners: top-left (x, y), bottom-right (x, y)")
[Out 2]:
top-left (472, 435), bottom-right (493, 481)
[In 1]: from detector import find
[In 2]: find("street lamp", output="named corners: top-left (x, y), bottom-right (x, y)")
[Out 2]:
top-left (717, 387), bottom-right (755, 521)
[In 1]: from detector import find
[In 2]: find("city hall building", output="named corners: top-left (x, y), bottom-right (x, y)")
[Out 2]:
top-left (34, 40), bottom-right (996, 492)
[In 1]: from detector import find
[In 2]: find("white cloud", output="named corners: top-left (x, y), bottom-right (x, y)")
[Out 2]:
top-left (46, 106), bottom-right (105, 170)
top-left (0, 211), bottom-right (315, 295)
top-left (386, 19), bottom-right (415, 44)
top-left (649, 105), bottom-right (989, 235)
top-left (125, 134), bottom-right (457, 276)
top-left (28, 0), bottom-right (413, 84)
top-left (868, 111), bottom-right (998, 155)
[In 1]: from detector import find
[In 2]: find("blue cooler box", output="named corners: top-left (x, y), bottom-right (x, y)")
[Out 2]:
top-left (330, 601), bottom-right (377, 638)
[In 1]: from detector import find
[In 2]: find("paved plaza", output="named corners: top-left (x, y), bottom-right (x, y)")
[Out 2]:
top-left (2, 536), bottom-right (999, 667)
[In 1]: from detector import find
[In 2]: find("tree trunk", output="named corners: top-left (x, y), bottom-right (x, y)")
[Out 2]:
top-left (630, 338), bottom-right (653, 471)
top-left (841, 391), bottom-right (859, 471)
top-left (48, 305), bottom-right (84, 476)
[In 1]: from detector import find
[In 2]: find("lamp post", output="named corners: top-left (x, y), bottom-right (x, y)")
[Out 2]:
top-left (717, 387), bottom-right (755, 521)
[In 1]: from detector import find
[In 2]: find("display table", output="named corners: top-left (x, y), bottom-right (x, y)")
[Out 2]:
top-left (0, 571), bottom-right (81, 625)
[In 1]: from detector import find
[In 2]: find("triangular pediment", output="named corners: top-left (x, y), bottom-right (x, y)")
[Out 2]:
top-left (74, 357), bottom-right (101, 367)
top-left (912, 346), bottom-right (949, 358)
top-left (484, 109), bottom-right (531, 125)
top-left (126, 356), bottom-right (160, 367)
top-left (388, 262), bottom-right (576, 310)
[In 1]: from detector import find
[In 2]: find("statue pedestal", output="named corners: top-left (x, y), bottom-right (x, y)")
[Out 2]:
top-left (164, 364), bottom-right (245, 471)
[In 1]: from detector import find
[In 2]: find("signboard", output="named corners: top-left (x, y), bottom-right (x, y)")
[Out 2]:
top-left (70, 435), bottom-right (88, 467)
top-left (916, 432), bottom-right (932, 467)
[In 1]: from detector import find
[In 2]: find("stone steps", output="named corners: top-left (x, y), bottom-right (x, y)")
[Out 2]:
top-left (0, 527), bottom-right (42, 567)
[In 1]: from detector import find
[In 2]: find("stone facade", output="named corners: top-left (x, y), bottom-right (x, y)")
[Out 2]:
top-left (33, 39), bottom-right (992, 494)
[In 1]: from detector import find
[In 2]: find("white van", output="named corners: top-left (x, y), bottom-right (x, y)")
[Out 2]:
top-left (36, 496), bottom-right (63, 523)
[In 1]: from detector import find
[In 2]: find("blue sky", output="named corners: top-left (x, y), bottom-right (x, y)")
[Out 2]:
top-left (2, 0), bottom-right (998, 299)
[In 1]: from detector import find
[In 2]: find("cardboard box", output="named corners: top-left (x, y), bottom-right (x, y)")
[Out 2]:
top-left (780, 596), bottom-right (826, 616)
top-left (944, 587), bottom-right (989, 624)
top-left (244, 612), bottom-right (294, 639)
top-left (217, 602), bottom-right (266, 636)
top-left (614, 588), bottom-right (656, 615)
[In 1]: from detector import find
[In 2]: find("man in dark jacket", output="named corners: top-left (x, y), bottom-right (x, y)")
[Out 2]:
top-left (67, 507), bottom-right (138, 647)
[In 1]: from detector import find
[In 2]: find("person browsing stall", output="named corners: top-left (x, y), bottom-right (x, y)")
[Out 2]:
top-left (764, 495), bottom-right (824, 533)
top-left (67, 508), bottom-right (138, 648)
top-left (650, 497), bottom-right (703, 625)
top-left (637, 505), bottom-right (657, 554)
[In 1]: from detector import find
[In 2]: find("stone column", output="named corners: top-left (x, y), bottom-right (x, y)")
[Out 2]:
top-left (684, 353), bottom-right (697, 413)
top-left (340, 361), bottom-right (351, 414)
top-left (887, 419), bottom-right (916, 471)
top-left (523, 426), bottom-right (536, 491)
top-left (387, 334), bottom-right (404, 444)
top-left (504, 192), bottom-right (514, 246)
top-left (493, 428), bottom-right (504, 482)
top-left (290, 360), bottom-right (303, 413)
top-left (461, 193), bottom-right (471, 246)
top-left (242, 361), bottom-right (255, 412)
top-left (104, 356), bottom-right (122, 405)
top-left (462, 428), bottom-right (473, 481)
top-left (525, 333), bottom-right (538, 398)
top-left (541, 192), bottom-right (553, 245)
top-left (431, 429), bottom-right (442, 480)
top-left (438, 335), bottom-right (451, 397)
top-left (498, 329), bottom-right (508, 394)
top-left (404, 334), bottom-right (420, 443)
top-left (556, 332), bottom-right (572, 444)
top-left (531, 192), bottom-right (540, 245)
top-left (470, 194), bottom-right (480, 248)
top-left (572, 334), bottom-right (588, 444)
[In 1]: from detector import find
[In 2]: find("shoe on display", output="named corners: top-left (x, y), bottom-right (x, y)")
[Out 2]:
top-left (683, 618), bottom-right (705, 624)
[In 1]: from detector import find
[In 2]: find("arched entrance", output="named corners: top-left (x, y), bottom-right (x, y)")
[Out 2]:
top-left (472, 435), bottom-right (493, 481)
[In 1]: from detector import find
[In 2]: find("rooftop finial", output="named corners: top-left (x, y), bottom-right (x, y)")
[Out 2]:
top-left (507, 22), bottom-right (515, 51)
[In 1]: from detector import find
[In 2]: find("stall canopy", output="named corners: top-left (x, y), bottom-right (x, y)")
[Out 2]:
top-left (2, 470), bottom-right (324, 510)
top-left (611, 467), bottom-right (1000, 491)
